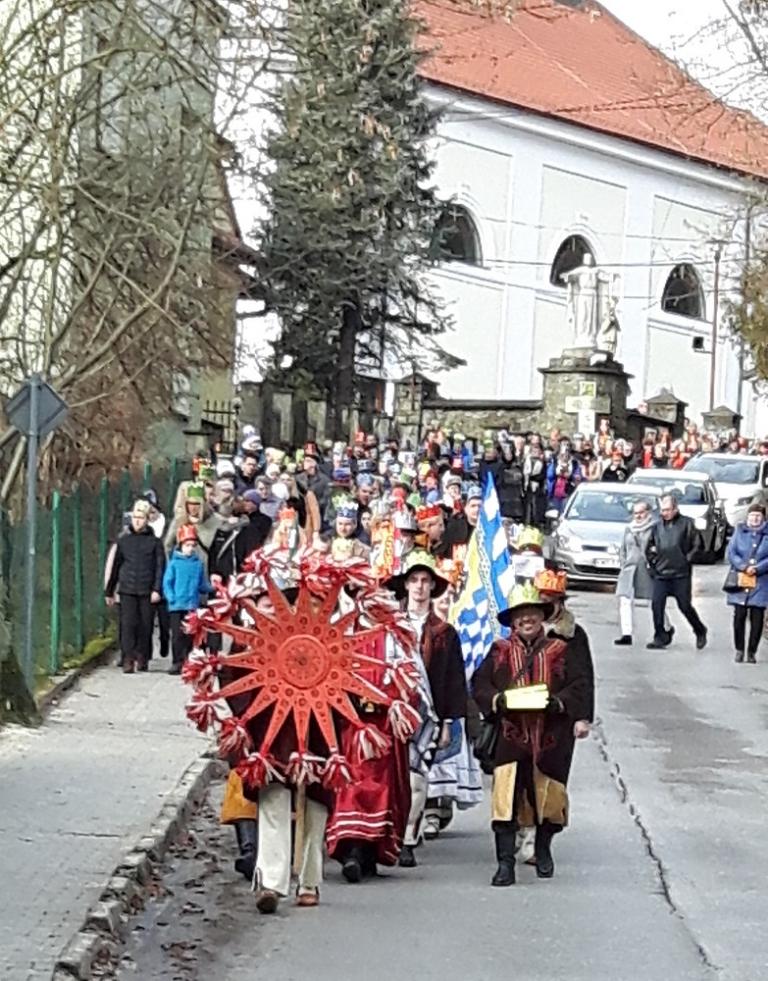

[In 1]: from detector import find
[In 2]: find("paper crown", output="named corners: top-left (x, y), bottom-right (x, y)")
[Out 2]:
top-left (198, 464), bottom-right (215, 481)
top-left (416, 503), bottom-right (443, 523)
top-left (336, 498), bottom-right (359, 520)
top-left (186, 483), bottom-right (205, 503)
top-left (177, 524), bottom-right (198, 545)
top-left (394, 509), bottom-right (419, 532)
top-left (515, 526), bottom-right (544, 552)
top-left (534, 568), bottom-right (568, 596)
top-left (331, 467), bottom-right (352, 484)
top-left (498, 583), bottom-right (552, 625)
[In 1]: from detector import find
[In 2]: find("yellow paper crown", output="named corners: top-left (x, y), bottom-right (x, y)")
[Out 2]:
top-left (516, 526), bottom-right (544, 552)
top-left (505, 581), bottom-right (546, 609)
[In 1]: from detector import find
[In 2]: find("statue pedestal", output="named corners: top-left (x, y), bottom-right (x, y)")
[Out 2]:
top-left (539, 350), bottom-right (632, 437)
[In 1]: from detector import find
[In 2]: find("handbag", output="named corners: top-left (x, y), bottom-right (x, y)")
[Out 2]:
top-left (472, 649), bottom-right (536, 774)
top-left (738, 570), bottom-right (757, 590)
top-left (722, 568), bottom-right (741, 593)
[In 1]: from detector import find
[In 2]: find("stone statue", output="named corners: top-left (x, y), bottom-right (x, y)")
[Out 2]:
top-left (563, 255), bottom-right (621, 355)
top-left (597, 273), bottom-right (621, 356)
top-left (562, 254), bottom-right (600, 348)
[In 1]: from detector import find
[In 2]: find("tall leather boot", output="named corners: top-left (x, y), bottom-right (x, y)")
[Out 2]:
top-left (491, 823), bottom-right (517, 887)
top-left (233, 820), bottom-right (258, 881)
top-left (535, 822), bottom-right (556, 879)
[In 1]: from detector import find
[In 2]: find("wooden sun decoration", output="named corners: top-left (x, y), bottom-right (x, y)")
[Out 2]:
top-left (183, 551), bottom-right (422, 791)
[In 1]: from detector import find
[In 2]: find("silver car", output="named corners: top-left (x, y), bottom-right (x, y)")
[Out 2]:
top-left (551, 482), bottom-right (662, 583)
top-left (684, 453), bottom-right (768, 529)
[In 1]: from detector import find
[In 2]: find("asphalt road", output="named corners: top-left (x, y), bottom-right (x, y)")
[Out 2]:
top-left (113, 563), bottom-right (768, 981)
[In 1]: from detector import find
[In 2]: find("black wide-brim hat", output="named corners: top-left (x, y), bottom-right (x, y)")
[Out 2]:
top-left (386, 562), bottom-right (449, 601)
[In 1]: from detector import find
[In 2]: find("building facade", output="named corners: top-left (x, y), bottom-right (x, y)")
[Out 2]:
top-left (416, 0), bottom-right (768, 435)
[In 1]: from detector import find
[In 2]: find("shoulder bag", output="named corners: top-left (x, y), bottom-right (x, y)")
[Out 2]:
top-left (473, 648), bottom-right (536, 774)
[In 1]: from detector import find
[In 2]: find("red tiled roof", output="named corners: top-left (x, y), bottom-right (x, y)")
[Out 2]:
top-left (416, 0), bottom-right (768, 180)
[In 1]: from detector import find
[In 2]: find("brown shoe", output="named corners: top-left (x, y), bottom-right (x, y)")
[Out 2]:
top-left (122, 659), bottom-right (135, 674)
top-left (295, 890), bottom-right (319, 908)
top-left (255, 889), bottom-right (279, 914)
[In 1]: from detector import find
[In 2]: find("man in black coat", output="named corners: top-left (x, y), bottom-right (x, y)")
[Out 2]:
top-left (105, 500), bottom-right (165, 672)
top-left (645, 493), bottom-right (707, 650)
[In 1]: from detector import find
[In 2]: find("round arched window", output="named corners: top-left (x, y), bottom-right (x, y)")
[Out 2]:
top-left (432, 205), bottom-right (482, 265)
top-left (550, 235), bottom-right (595, 287)
top-left (662, 264), bottom-right (706, 320)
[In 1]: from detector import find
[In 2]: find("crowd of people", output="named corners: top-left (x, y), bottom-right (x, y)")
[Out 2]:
top-left (101, 416), bottom-right (768, 909)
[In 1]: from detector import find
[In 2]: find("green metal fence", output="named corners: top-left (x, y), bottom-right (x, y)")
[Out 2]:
top-left (0, 459), bottom-right (189, 687)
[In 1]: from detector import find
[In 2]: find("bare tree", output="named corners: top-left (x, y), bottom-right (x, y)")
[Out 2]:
top-left (0, 0), bottom-right (271, 497)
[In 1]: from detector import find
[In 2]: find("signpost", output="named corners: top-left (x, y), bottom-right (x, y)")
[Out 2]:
top-left (5, 375), bottom-right (68, 687)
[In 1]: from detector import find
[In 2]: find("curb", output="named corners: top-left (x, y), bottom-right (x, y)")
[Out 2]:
top-left (51, 754), bottom-right (227, 981)
top-left (36, 644), bottom-right (117, 718)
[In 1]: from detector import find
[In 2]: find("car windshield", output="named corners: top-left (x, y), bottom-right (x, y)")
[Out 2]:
top-left (565, 491), bottom-right (656, 523)
top-left (688, 458), bottom-right (759, 484)
top-left (633, 478), bottom-right (706, 505)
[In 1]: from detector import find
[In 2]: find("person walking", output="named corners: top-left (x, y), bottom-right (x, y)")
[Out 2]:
top-left (645, 493), bottom-right (707, 650)
top-left (614, 499), bottom-right (670, 646)
top-left (472, 583), bottom-right (594, 886)
top-left (162, 525), bottom-right (212, 675)
top-left (725, 503), bottom-right (768, 663)
top-left (105, 500), bottom-right (165, 673)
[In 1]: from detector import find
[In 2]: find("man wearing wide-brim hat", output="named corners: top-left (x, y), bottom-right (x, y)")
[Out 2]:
top-left (390, 550), bottom-right (467, 868)
top-left (473, 582), bottom-right (594, 887)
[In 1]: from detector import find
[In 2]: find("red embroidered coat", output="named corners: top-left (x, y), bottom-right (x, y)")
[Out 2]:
top-left (472, 627), bottom-right (594, 785)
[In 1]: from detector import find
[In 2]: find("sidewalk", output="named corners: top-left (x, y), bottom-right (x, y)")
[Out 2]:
top-left (0, 657), bottom-right (208, 981)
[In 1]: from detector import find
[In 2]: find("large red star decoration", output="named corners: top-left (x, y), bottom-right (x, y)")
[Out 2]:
top-left (183, 548), bottom-right (422, 791)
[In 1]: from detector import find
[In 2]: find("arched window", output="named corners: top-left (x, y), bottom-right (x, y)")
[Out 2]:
top-left (432, 205), bottom-right (481, 265)
top-left (550, 234), bottom-right (595, 287)
top-left (661, 264), bottom-right (706, 320)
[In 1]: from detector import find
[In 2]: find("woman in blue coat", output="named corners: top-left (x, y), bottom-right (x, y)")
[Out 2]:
top-left (726, 503), bottom-right (768, 663)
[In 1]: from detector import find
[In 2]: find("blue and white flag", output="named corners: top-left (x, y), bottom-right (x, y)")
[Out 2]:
top-left (449, 475), bottom-right (515, 679)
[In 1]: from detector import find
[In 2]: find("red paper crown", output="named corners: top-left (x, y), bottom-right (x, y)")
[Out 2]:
top-left (415, 504), bottom-right (442, 522)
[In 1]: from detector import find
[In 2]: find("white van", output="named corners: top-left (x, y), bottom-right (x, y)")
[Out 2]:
top-left (684, 453), bottom-right (768, 529)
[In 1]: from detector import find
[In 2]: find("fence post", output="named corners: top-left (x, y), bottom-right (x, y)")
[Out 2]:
top-left (73, 486), bottom-right (84, 653)
top-left (168, 457), bottom-right (178, 515)
top-left (143, 460), bottom-right (152, 493)
top-left (119, 468), bottom-right (131, 516)
top-left (98, 477), bottom-right (109, 633)
top-left (49, 491), bottom-right (61, 674)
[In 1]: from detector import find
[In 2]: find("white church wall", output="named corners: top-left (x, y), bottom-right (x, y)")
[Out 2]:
top-left (425, 84), bottom-right (757, 429)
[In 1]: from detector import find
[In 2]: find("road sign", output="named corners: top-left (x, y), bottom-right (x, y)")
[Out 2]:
top-left (6, 378), bottom-right (68, 437)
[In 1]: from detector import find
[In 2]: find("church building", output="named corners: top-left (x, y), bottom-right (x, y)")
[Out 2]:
top-left (418, 0), bottom-right (768, 433)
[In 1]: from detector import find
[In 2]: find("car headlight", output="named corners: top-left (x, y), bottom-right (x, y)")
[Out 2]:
top-left (558, 533), bottom-right (583, 551)
top-left (607, 543), bottom-right (620, 555)
top-left (736, 496), bottom-right (754, 506)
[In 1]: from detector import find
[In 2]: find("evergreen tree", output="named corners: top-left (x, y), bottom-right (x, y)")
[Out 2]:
top-left (258, 0), bottom-right (460, 434)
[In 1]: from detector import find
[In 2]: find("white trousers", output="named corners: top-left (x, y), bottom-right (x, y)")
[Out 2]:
top-left (404, 771), bottom-right (428, 847)
top-left (619, 596), bottom-right (670, 637)
top-left (256, 784), bottom-right (327, 896)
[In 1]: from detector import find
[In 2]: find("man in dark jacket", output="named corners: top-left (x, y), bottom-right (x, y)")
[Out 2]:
top-left (297, 442), bottom-right (330, 526)
top-left (645, 494), bottom-right (707, 650)
top-left (105, 500), bottom-right (165, 672)
top-left (234, 453), bottom-right (259, 497)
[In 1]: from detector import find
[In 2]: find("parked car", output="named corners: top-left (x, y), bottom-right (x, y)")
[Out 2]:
top-left (683, 453), bottom-right (768, 529)
top-left (550, 482), bottom-right (662, 583)
top-left (628, 468), bottom-right (727, 563)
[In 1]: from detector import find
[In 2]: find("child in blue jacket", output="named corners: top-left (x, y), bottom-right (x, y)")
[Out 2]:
top-left (163, 524), bottom-right (212, 675)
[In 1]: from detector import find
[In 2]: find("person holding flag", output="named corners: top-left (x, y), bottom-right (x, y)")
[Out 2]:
top-left (423, 475), bottom-right (516, 838)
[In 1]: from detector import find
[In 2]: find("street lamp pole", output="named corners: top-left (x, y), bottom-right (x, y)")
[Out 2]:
top-left (710, 245), bottom-right (722, 411)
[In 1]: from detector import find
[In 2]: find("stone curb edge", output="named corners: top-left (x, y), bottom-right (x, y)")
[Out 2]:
top-left (36, 644), bottom-right (117, 718)
top-left (50, 754), bottom-right (227, 981)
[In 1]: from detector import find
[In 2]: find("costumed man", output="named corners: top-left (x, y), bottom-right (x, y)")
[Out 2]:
top-left (332, 499), bottom-right (370, 561)
top-left (473, 583), bottom-right (595, 886)
top-left (510, 526), bottom-right (546, 582)
top-left (515, 568), bottom-right (594, 865)
top-left (395, 552), bottom-right (467, 868)
top-left (415, 503), bottom-right (446, 559)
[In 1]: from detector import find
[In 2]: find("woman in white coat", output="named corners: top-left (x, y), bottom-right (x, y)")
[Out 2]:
top-left (614, 499), bottom-right (670, 645)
